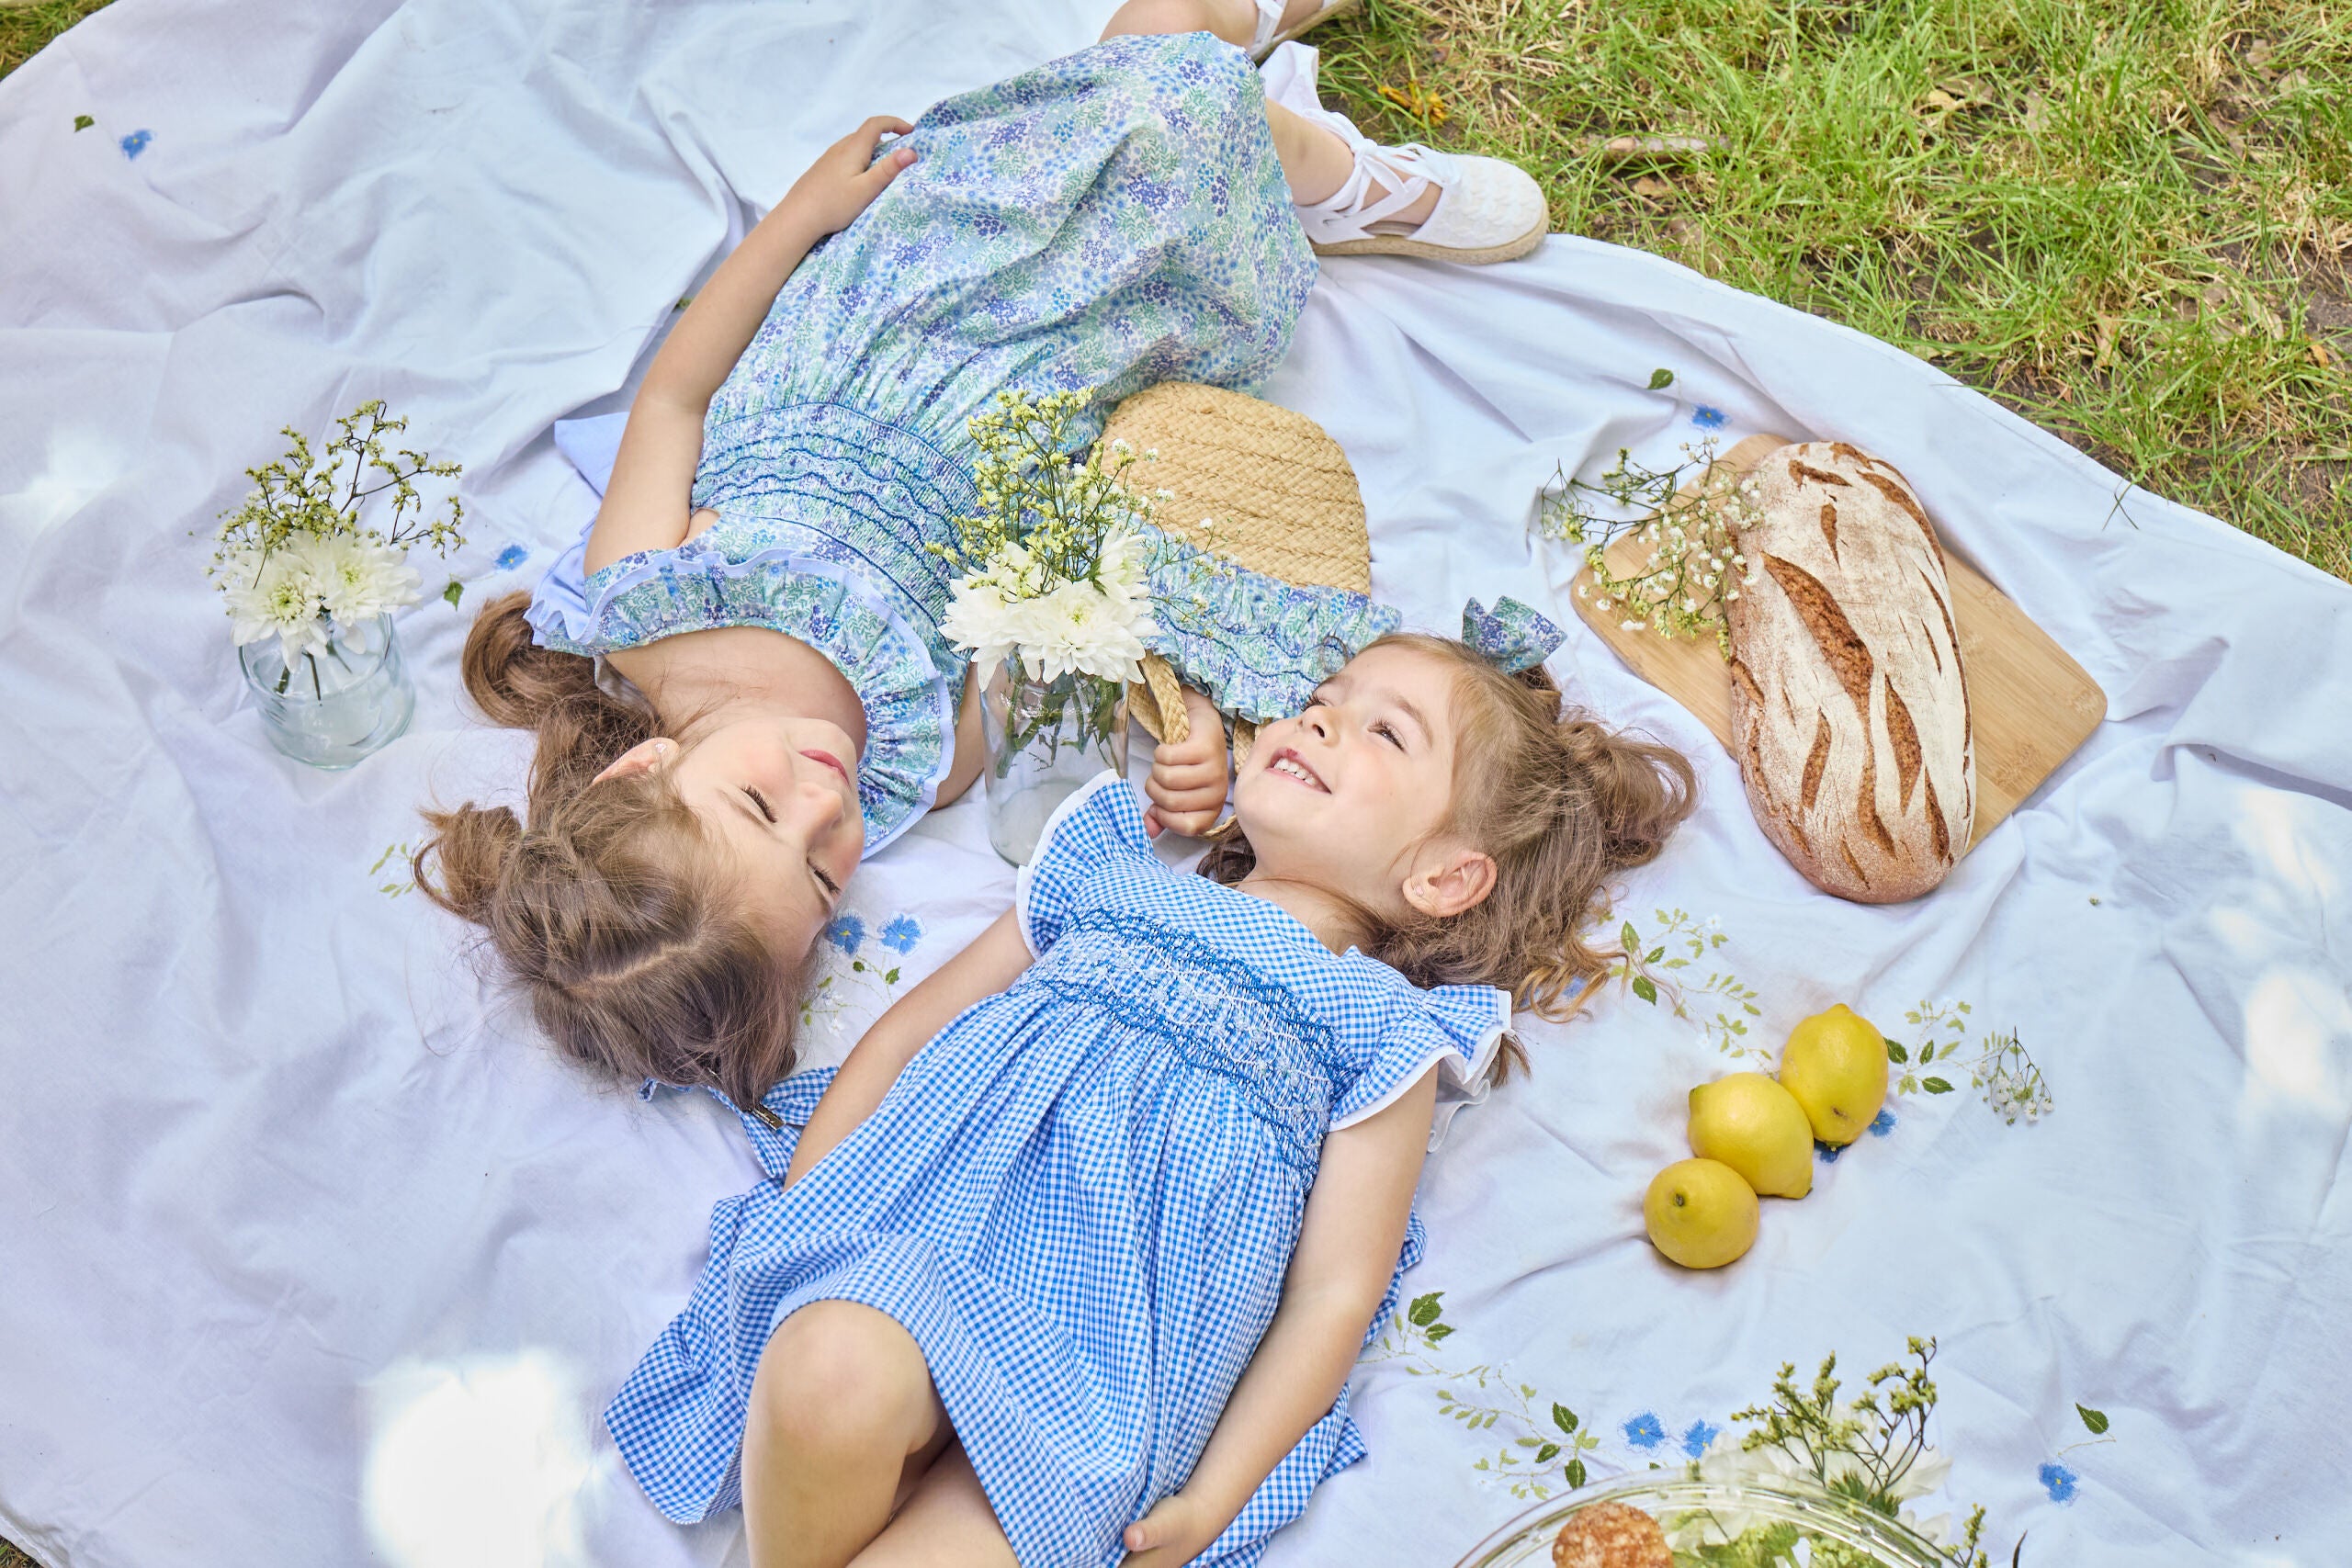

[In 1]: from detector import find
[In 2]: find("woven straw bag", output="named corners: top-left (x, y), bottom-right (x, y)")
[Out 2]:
top-left (1100, 381), bottom-right (1373, 772)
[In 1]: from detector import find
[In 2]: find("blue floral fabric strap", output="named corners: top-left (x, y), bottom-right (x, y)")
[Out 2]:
top-left (1140, 524), bottom-right (1402, 723)
top-left (1460, 595), bottom-right (1565, 675)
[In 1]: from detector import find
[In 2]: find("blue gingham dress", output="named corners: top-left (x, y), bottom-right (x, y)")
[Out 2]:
top-left (527, 32), bottom-right (1395, 855)
top-left (607, 774), bottom-right (1510, 1564)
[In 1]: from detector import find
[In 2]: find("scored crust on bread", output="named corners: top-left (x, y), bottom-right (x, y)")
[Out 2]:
top-left (1724, 442), bottom-right (1975, 902)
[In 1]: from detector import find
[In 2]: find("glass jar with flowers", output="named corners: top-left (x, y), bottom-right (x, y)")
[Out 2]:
top-left (935, 389), bottom-right (1159, 863)
top-left (208, 400), bottom-right (464, 768)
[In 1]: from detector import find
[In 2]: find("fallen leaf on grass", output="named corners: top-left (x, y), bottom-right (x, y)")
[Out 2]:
top-left (2093, 315), bottom-right (2121, 369)
top-left (1630, 175), bottom-right (1674, 199)
top-left (2309, 340), bottom-right (2334, 368)
top-left (1377, 82), bottom-right (1449, 128)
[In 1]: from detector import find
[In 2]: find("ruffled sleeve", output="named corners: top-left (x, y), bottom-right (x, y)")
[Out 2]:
top-left (1014, 772), bottom-right (1156, 956)
top-left (1329, 976), bottom-right (1513, 1134)
top-left (1138, 524), bottom-right (1401, 724)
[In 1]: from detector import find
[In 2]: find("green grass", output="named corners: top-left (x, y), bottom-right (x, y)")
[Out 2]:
top-left (1311, 0), bottom-right (2352, 580)
top-left (0, 0), bottom-right (110, 79)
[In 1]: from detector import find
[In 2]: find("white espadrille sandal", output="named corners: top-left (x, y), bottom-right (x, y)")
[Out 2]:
top-left (1261, 43), bottom-right (1549, 264)
top-left (1248, 0), bottom-right (1362, 62)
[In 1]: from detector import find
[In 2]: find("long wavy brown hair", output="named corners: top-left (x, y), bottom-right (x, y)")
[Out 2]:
top-left (413, 592), bottom-right (807, 1114)
top-left (1201, 633), bottom-right (1697, 1066)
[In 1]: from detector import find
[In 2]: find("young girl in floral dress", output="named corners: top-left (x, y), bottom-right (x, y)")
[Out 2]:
top-left (606, 634), bottom-right (1695, 1565)
top-left (417, 0), bottom-right (1552, 1111)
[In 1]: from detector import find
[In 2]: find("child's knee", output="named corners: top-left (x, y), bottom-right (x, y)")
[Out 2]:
top-left (1103, 0), bottom-right (1245, 45)
top-left (751, 1301), bottom-right (933, 1452)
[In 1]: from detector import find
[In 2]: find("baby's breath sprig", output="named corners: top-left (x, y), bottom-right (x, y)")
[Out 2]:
top-left (1724, 1339), bottom-right (1991, 1568)
top-left (928, 388), bottom-right (1157, 594)
top-left (1539, 438), bottom-right (1761, 655)
top-left (204, 400), bottom-right (465, 675)
top-left (209, 399), bottom-right (465, 576)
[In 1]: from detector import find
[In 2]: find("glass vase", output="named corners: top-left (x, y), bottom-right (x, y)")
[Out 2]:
top-left (979, 655), bottom-right (1129, 864)
top-left (237, 613), bottom-right (416, 769)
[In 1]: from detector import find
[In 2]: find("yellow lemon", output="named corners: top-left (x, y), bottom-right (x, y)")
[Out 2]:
top-left (1688, 1072), bottom-right (1815, 1198)
top-left (1778, 1003), bottom-right (1890, 1146)
top-left (1643, 1158), bottom-right (1760, 1269)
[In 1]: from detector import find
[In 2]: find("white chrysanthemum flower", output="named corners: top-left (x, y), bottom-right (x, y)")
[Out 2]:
top-left (1021, 578), bottom-right (1154, 684)
top-left (941, 572), bottom-right (1035, 675)
top-left (305, 535), bottom-right (421, 625)
top-left (1894, 1446), bottom-right (1952, 1503)
top-left (220, 546), bottom-right (330, 662)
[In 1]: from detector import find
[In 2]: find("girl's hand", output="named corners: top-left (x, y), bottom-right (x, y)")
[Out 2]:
top-left (1120, 1490), bottom-right (1225, 1566)
top-left (1142, 687), bottom-right (1230, 839)
top-left (781, 115), bottom-right (918, 238)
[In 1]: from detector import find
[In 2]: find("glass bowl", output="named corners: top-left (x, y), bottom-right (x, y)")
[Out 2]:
top-left (1453, 1473), bottom-right (1950, 1568)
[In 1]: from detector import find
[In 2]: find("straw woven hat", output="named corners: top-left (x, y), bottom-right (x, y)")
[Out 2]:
top-left (1100, 381), bottom-right (1374, 761)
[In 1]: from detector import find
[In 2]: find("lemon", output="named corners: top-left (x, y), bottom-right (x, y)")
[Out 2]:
top-left (1778, 1003), bottom-right (1889, 1146)
top-left (1688, 1072), bottom-right (1815, 1198)
top-left (1643, 1158), bottom-right (1760, 1269)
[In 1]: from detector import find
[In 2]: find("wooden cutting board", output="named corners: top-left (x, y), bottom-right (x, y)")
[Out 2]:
top-left (1568, 434), bottom-right (2106, 849)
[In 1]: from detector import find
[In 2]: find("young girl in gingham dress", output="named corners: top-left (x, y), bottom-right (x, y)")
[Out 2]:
top-left (606, 632), bottom-right (1696, 1566)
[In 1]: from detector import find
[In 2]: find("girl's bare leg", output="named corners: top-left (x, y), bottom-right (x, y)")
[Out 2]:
top-left (848, 1445), bottom-right (1019, 1567)
top-left (742, 1301), bottom-right (952, 1568)
top-left (1097, 0), bottom-right (1441, 222)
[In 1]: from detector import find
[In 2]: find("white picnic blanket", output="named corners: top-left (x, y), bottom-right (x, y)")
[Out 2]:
top-left (4, 4), bottom-right (2348, 1566)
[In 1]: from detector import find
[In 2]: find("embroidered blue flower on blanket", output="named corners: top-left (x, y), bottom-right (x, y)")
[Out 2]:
top-left (1680, 1419), bottom-right (1721, 1457)
top-left (879, 915), bottom-right (923, 953)
top-left (1460, 596), bottom-right (1565, 675)
top-left (823, 914), bottom-right (867, 954)
top-left (1869, 1109), bottom-right (1897, 1136)
top-left (1691, 405), bottom-right (1727, 430)
top-left (2039, 1461), bottom-right (2078, 1503)
top-left (1623, 1412), bottom-right (1667, 1450)
top-left (495, 543), bottom-right (530, 570)
top-left (119, 129), bottom-right (152, 159)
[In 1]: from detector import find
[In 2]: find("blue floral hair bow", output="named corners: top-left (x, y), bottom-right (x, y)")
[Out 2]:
top-left (1461, 596), bottom-right (1565, 675)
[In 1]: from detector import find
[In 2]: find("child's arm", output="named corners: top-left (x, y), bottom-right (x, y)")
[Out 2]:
top-left (1141, 686), bottom-right (1231, 839)
top-left (582, 116), bottom-right (918, 578)
top-left (784, 908), bottom-right (1032, 1187)
top-left (1121, 1071), bottom-right (1441, 1565)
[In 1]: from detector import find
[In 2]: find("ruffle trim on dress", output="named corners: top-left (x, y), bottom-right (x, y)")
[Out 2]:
top-left (1329, 980), bottom-right (1513, 1136)
top-left (526, 534), bottom-right (956, 856)
top-left (1138, 524), bottom-right (1402, 723)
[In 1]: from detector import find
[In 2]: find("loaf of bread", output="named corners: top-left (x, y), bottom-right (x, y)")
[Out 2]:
top-left (1724, 442), bottom-right (1974, 902)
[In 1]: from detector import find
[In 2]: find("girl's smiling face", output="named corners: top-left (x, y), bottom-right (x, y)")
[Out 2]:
top-left (1233, 643), bottom-right (1497, 927)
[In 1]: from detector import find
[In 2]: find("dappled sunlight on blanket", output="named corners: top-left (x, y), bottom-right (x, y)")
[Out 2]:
top-left (2243, 967), bottom-right (2352, 1116)
top-left (363, 1350), bottom-right (600, 1568)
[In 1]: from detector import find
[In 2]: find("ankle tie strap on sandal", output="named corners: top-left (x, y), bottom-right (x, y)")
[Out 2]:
top-left (1265, 43), bottom-right (1551, 265)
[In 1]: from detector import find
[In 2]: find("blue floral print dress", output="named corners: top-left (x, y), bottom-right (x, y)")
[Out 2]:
top-left (528, 33), bottom-right (1397, 855)
top-left (605, 775), bottom-right (1510, 1564)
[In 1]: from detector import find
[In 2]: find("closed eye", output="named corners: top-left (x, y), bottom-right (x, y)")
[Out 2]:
top-left (1374, 721), bottom-right (1405, 750)
top-left (745, 786), bottom-right (777, 823)
top-left (811, 863), bottom-right (841, 900)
